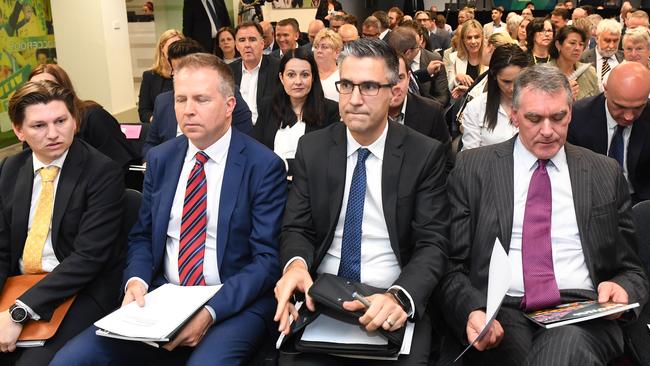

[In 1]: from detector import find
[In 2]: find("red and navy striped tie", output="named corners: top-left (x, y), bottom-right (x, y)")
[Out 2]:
top-left (178, 151), bottom-right (209, 286)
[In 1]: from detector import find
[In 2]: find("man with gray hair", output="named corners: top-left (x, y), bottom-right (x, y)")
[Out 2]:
top-left (274, 38), bottom-right (450, 365)
top-left (437, 64), bottom-right (648, 365)
top-left (580, 18), bottom-right (624, 90)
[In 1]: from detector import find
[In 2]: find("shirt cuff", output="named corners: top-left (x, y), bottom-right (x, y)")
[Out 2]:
top-left (204, 305), bottom-right (216, 324)
top-left (388, 285), bottom-right (416, 318)
top-left (15, 299), bottom-right (39, 321)
top-left (124, 277), bottom-right (149, 293)
top-left (283, 256), bottom-right (308, 274)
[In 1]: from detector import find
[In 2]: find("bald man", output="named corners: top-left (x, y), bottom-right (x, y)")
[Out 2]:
top-left (307, 19), bottom-right (325, 44)
top-left (260, 21), bottom-right (277, 54)
top-left (338, 24), bottom-right (359, 44)
top-left (568, 62), bottom-right (650, 204)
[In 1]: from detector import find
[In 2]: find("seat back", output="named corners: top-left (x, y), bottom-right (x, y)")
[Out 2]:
top-left (632, 200), bottom-right (650, 275)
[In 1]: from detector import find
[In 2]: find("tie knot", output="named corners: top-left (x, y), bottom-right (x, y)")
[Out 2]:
top-left (195, 151), bottom-right (209, 165)
top-left (615, 124), bottom-right (626, 133)
top-left (357, 148), bottom-right (371, 163)
top-left (39, 166), bottom-right (59, 182)
top-left (537, 159), bottom-right (549, 171)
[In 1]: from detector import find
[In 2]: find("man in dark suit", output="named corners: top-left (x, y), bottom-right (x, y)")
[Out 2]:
top-left (579, 18), bottom-right (624, 90)
top-left (568, 62), bottom-right (650, 204)
top-left (142, 39), bottom-right (253, 158)
top-left (275, 38), bottom-right (449, 365)
top-left (0, 81), bottom-right (124, 364)
top-left (182, 0), bottom-right (231, 53)
top-left (270, 18), bottom-right (302, 59)
top-left (437, 64), bottom-right (648, 365)
top-left (230, 22), bottom-right (280, 126)
top-left (52, 54), bottom-right (287, 365)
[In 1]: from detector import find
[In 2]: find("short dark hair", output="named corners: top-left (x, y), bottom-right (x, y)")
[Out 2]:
top-left (387, 27), bottom-right (418, 54)
top-left (550, 25), bottom-right (587, 58)
top-left (168, 38), bottom-right (204, 63)
top-left (551, 7), bottom-right (569, 20)
top-left (338, 38), bottom-right (400, 85)
top-left (277, 18), bottom-right (299, 33)
top-left (526, 17), bottom-right (554, 54)
top-left (235, 21), bottom-right (263, 38)
top-left (9, 80), bottom-right (77, 127)
top-left (372, 11), bottom-right (390, 30)
top-left (175, 53), bottom-right (235, 97)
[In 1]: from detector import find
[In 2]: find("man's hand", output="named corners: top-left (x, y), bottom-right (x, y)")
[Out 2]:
top-left (163, 308), bottom-right (213, 351)
top-left (598, 281), bottom-right (629, 320)
top-left (122, 280), bottom-right (147, 307)
top-left (427, 60), bottom-right (444, 75)
top-left (274, 260), bottom-right (315, 335)
top-left (342, 293), bottom-right (407, 332)
top-left (0, 311), bottom-right (23, 353)
top-left (466, 310), bottom-right (504, 351)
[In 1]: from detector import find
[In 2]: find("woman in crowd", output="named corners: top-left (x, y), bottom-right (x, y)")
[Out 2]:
top-left (29, 64), bottom-right (138, 170)
top-left (623, 27), bottom-right (650, 69)
top-left (445, 19), bottom-right (487, 99)
top-left (214, 27), bottom-right (240, 64)
top-left (549, 25), bottom-right (599, 100)
top-left (313, 28), bottom-right (342, 102)
top-left (507, 14), bottom-right (523, 42)
top-left (517, 16), bottom-right (530, 50)
top-left (253, 47), bottom-right (339, 174)
top-left (137, 29), bottom-right (182, 122)
top-left (315, 0), bottom-right (343, 27)
top-left (462, 32), bottom-right (517, 101)
top-left (526, 17), bottom-right (554, 64)
top-left (461, 44), bottom-right (529, 150)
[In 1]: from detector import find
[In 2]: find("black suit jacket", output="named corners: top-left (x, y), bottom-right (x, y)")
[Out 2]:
top-left (137, 70), bottom-right (173, 123)
top-left (252, 98), bottom-right (340, 151)
top-left (182, 0), bottom-right (231, 53)
top-left (437, 136), bottom-right (649, 341)
top-left (568, 93), bottom-right (650, 203)
top-left (229, 55), bottom-right (281, 120)
top-left (0, 139), bottom-right (125, 320)
top-left (280, 122), bottom-right (450, 317)
top-left (425, 29), bottom-right (451, 52)
top-left (416, 49), bottom-right (450, 107)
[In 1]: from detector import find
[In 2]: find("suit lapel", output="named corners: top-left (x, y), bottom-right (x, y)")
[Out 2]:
top-left (382, 123), bottom-right (404, 262)
top-left (51, 140), bottom-right (85, 251)
top-left (11, 154), bottom-right (34, 268)
top-left (627, 109), bottom-right (649, 178)
top-left (565, 144), bottom-right (593, 269)
top-left (492, 138), bottom-right (515, 251)
top-left (326, 124), bottom-right (347, 242)
top-left (217, 129), bottom-right (245, 269)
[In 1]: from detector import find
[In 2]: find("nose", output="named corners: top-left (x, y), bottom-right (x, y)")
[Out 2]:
top-left (539, 119), bottom-right (554, 136)
top-left (349, 85), bottom-right (364, 105)
top-left (623, 110), bottom-right (635, 122)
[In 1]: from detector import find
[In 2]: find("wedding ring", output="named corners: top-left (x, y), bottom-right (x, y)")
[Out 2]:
top-left (385, 319), bottom-right (394, 327)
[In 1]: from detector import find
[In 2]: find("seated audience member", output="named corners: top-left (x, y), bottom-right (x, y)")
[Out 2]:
top-left (254, 47), bottom-right (339, 172)
top-left (507, 14), bottom-right (523, 42)
top-left (275, 38), bottom-right (449, 366)
top-left (550, 7), bottom-right (569, 29)
top-left (0, 81), bottom-right (125, 365)
top-left (372, 11), bottom-right (392, 42)
top-left (214, 27), bottom-right (240, 64)
top-left (521, 7), bottom-right (533, 20)
top-left (438, 64), bottom-right (648, 365)
top-left (138, 29), bottom-right (182, 123)
top-left (362, 16), bottom-right (381, 39)
top-left (142, 39), bottom-right (253, 158)
top-left (549, 25), bottom-right (599, 100)
top-left (29, 64), bottom-right (138, 170)
top-left (446, 20), bottom-right (488, 99)
top-left (568, 62), bottom-right (650, 204)
top-left (517, 17), bottom-right (530, 50)
top-left (312, 28), bottom-right (342, 101)
top-left (436, 15), bottom-right (452, 34)
top-left (230, 21), bottom-right (280, 125)
top-left (415, 11), bottom-right (451, 51)
top-left (260, 21), bottom-right (278, 55)
top-left (388, 7), bottom-right (404, 30)
top-left (622, 27), bottom-right (650, 69)
top-left (315, 0), bottom-right (342, 28)
top-left (339, 23), bottom-right (359, 44)
top-left (307, 19), bottom-right (325, 44)
top-left (272, 18), bottom-right (302, 59)
top-left (626, 10), bottom-right (650, 30)
top-left (461, 44), bottom-right (528, 150)
top-left (51, 53), bottom-right (287, 366)
top-left (579, 19), bottom-right (623, 90)
top-left (329, 14), bottom-right (346, 33)
top-left (526, 17), bottom-right (555, 64)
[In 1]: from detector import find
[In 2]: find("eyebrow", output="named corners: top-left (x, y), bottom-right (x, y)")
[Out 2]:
top-left (523, 110), bottom-right (568, 119)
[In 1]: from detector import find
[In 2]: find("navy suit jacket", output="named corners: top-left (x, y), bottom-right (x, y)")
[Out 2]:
top-left (142, 89), bottom-right (253, 158)
top-left (124, 129), bottom-right (287, 324)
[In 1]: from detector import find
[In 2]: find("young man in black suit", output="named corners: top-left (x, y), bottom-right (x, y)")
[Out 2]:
top-left (0, 81), bottom-right (124, 365)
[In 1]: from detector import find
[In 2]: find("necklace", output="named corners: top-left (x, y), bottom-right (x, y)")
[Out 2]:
top-left (533, 54), bottom-right (550, 64)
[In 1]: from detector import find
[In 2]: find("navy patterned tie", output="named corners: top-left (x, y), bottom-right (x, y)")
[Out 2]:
top-left (608, 124), bottom-right (625, 168)
top-left (338, 148), bottom-right (371, 282)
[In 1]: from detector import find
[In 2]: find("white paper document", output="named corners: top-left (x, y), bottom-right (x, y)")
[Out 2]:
top-left (94, 284), bottom-right (221, 343)
top-left (455, 238), bottom-right (511, 362)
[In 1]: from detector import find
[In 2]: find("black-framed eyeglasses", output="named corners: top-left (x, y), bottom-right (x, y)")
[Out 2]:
top-left (335, 80), bottom-right (394, 96)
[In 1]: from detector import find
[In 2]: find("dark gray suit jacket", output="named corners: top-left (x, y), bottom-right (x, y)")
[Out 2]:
top-left (416, 48), bottom-right (450, 107)
top-left (579, 48), bottom-right (625, 69)
top-left (437, 136), bottom-right (649, 341)
top-left (229, 55), bottom-right (280, 120)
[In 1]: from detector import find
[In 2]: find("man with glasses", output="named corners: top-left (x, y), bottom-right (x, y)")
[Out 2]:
top-left (416, 10), bottom-right (450, 51)
top-left (274, 38), bottom-right (449, 365)
top-left (230, 21), bottom-right (280, 125)
top-left (362, 16), bottom-right (381, 39)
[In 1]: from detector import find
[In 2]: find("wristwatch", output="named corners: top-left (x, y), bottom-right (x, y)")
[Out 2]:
top-left (386, 288), bottom-right (412, 314)
top-left (9, 303), bottom-right (29, 324)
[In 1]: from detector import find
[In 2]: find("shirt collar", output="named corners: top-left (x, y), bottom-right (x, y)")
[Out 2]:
top-left (345, 122), bottom-right (388, 162)
top-left (32, 148), bottom-right (69, 174)
top-left (242, 57), bottom-right (263, 73)
top-left (380, 29), bottom-right (390, 39)
top-left (185, 126), bottom-right (232, 165)
top-left (514, 134), bottom-right (567, 173)
top-left (604, 101), bottom-right (621, 130)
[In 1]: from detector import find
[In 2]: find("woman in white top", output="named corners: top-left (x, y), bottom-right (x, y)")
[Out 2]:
top-left (313, 28), bottom-right (342, 102)
top-left (461, 44), bottom-right (530, 150)
top-left (446, 20), bottom-right (489, 100)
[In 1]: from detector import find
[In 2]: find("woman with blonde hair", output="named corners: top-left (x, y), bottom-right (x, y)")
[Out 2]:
top-left (623, 27), bottom-right (650, 69)
top-left (138, 29), bottom-right (183, 122)
top-left (312, 28), bottom-right (343, 101)
top-left (445, 19), bottom-right (488, 99)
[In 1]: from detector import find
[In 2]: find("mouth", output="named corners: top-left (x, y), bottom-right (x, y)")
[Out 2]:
top-left (46, 142), bottom-right (62, 149)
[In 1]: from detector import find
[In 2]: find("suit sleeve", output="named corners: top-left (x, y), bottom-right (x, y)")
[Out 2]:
top-left (232, 89), bottom-right (253, 135)
top-left (430, 65), bottom-right (450, 107)
top-left (138, 71), bottom-right (155, 123)
top-left (0, 159), bottom-right (9, 293)
top-left (80, 107), bottom-right (137, 170)
top-left (182, 0), bottom-right (193, 40)
top-left (142, 94), bottom-right (167, 159)
top-left (18, 159), bottom-right (125, 320)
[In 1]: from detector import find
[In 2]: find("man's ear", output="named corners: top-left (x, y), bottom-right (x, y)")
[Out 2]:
top-left (12, 124), bottom-right (25, 142)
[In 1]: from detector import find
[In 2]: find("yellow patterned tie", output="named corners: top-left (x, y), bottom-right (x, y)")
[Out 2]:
top-left (22, 166), bottom-right (59, 274)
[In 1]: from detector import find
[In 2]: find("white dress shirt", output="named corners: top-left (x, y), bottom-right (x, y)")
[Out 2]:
top-left (19, 150), bottom-right (69, 274)
top-left (460, 92), bottom-right (518, 151)
top-left (507, 137), bottom-right (594, 297)
top-left (595, 48), bottom-right (620, 91)
top-left (605, 102), bottom-right (634, 193)
top-left (240, 58), bottom-right (262, 124)
top-left (410, 50), bottom-right (421, 73)
top-left (320, 70), bottom-right (340, 102)
top-left (274, 120), bottom-right (306, 170)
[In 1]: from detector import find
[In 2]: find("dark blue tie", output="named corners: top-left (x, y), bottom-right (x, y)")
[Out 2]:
top-left (608, 124), bottom-right (625, 168)
top-left (338, 148), bottom-right (371, 282)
